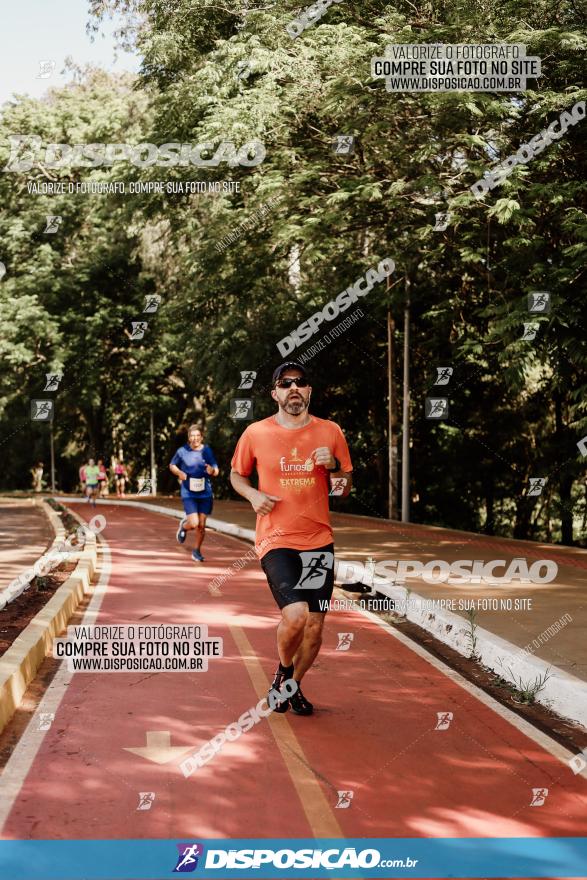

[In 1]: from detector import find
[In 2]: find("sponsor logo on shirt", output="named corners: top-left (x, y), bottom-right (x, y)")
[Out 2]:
top-left (279, 447), bottom-right (314, 472)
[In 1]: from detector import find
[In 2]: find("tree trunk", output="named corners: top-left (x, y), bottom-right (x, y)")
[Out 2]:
top-left (513, 473), bottom-right (533, 540)
top-left (559, 476), bottom-right (574, 545)
top-left (483, 480), bottom-right (495, 535)
top-left (554, 391), bottom-right (574, 546)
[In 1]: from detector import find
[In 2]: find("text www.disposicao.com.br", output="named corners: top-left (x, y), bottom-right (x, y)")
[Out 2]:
top-left (69, 657), bottom-right (202, 671)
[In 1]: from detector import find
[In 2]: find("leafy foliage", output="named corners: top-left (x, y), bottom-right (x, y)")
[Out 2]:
top-left (0, 0), bottom-right (585, 543)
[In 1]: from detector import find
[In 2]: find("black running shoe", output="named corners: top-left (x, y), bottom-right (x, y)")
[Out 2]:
top-left (289, 686), bottom-right (314, 716)
top-left (267, 664), bottom-right (294, 713)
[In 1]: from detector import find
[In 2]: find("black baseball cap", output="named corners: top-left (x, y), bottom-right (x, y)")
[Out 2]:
top-left (271, 362), bottom-right (309, 387)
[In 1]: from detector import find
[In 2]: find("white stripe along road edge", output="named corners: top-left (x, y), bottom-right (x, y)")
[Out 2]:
top-left (0, 517), bottom-right (112, 830)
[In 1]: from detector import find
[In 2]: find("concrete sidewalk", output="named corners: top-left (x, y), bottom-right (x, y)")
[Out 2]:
top-left (134, 496), bottom-right (587, 685)
top-left (0, 499), bottom-right (53, 589)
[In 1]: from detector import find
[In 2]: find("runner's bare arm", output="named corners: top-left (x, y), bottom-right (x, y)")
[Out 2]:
top-left (230, 468), bottom-right (282, 515)
top-left (312, 447), bottom-right (353, 497)
top-left (170, 463), bottom-right (187, 481)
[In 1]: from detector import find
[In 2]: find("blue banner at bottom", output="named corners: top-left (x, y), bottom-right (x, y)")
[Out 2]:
top-left (0, 837), bottom-right (586, 879)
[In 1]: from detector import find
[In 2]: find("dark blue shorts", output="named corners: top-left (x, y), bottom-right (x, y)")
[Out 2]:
top-left (182, 496), bottom-right (213, 516)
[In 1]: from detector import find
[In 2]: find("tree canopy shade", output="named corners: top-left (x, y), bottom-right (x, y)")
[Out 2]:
top-left (0, 0), bottom-right (585, 544)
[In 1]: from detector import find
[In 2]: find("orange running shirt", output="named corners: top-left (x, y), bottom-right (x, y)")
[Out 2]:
top-left (231, 415), bottom-right (353, 558)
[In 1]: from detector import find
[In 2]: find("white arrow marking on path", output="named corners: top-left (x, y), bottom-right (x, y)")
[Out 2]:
top-left (123, 731), bottom-right (193, 765)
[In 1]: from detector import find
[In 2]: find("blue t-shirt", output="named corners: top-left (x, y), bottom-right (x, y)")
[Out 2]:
top-left (170, 444), bottom-right (218, 498)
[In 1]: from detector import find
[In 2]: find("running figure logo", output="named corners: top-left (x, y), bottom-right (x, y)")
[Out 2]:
top-left (528, 292), bottom-right (551, 313)
top-left (336, 633), bottom-right (354, 651)
top-left (37, 60), bottom-right (56, 79)
top-left (44, 215), bottom-right (62, 233)
top-left (144, 294), bottom-right (162, 313)
top-left (173, 843), bottom-right (204, 872)
top-left (44, 373), bottom-right (63, 391)
top-left (425, 398), bottom-right (449, 419)
top-left (3, 135), bottom-right (42, 173)
top-left (336, 790), bottom-right (354, 808)
top-left (238, 370), bottom-right (257, 389)
top-left (31, 400), bottom-right (54, 421)
top-left (136, 792), bottom-right (156, 811)
top-left (569, 749), bottom-right (587, 775)
top-left (329, 476), bottom-right (347, 496)
top-left (434, 367), bottom-right (453, 386)
top-left (433, 212), bottom-right (451, 231)
top-left (332, 135), bottom-right (355, 155)
top-left (527, 477), bottom-right (546, 497)
top-left (230, 399), bottom-right (253, 420)
top-left (294, 551), bottom-right (334, 590)
top-left (521, 322), bottom-right (539, 341)
top-left (435, 711), bottom-right (453, 730)
top-left (39, 713), bottom-right (54, 731)
top-left (130, 321), bottom-right (148, 340)
top-left (235, 60), bottom-right (252, 80)
top-left (530, 788), bottom-right (549, 806)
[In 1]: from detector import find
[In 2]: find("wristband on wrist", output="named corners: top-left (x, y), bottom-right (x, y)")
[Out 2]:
top-left (326, 456), bottom-right (341, 473)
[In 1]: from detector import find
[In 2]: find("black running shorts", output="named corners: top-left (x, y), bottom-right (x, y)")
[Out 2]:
top-left (260, 543), bottom-right (335, 613)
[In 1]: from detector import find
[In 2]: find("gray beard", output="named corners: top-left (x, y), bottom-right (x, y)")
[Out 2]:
top-left (280, 396), bottom-right (309, 416)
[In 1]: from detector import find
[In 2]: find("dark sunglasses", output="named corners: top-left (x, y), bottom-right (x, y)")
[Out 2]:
top-left (275, 377), bottom-right (309, 389)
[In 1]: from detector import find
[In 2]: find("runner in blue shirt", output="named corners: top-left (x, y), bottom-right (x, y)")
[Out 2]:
top-left (170, 425), bottom-right (219, 563)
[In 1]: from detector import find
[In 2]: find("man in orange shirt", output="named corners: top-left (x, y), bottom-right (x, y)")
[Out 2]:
top-left (230, 362), bottom-right (353, 715)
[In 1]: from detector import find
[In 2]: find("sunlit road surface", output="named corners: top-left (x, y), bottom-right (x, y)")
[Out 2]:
top-left (151, 497), bottom-right (587, 682)
top-left (0, 498), bottom-right (53, 588)
top-left (0, 502), bottom-right (585, 880)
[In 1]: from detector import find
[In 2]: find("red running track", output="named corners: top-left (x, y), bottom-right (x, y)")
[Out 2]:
top-left (1, 503), bottom-right (586, 875)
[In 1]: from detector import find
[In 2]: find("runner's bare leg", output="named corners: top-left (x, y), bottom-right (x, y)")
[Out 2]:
top-left (194, 513), bottom-right (207, 551)
top-left (292, 611), bottom-right (325, 681)
top-left (184, 513), bottom-right (198, 533)
top-left (277, 602), bottom-right (307, 667)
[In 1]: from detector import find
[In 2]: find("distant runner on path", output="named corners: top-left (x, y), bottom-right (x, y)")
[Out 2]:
top-left (78, 463), bottom-right (86, 495)
top-left (230, 362), bottom-right (353, 716)
top-left (84, 459), bottom-right (100, 507)
top-left (97, 459), bottom-right (108, 497)
top-left (170, 425), bottom-right (219, 563)
top-left (113, 460), bottom-right (127, 497)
